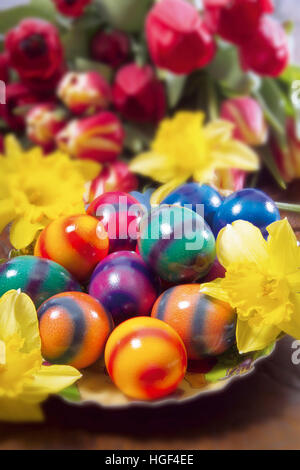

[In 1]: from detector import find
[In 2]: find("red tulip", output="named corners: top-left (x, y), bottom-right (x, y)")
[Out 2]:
top-left (0, 53), bottom-right (10, 84)
top-left (0, 83), bottom-right (41, 131)
top-left (239, 16), bottom-right (289, 77)
top-left (146, 0), bottom-right (216, 75)
top-left (58, 71), bottom-right (111, 115)
top-left (26, 103), bottom-right (67, 152)
top-left (91, 30), bottom-right (130, 69)
top-left (56, 112), bottom-right (125, 163)
top-left (113, 63), bottom-right (166, 123)
top-left (215, 168), bottom-right (247, 192)
top-left (204, 0), bottom-right (274, 45)
top-left (5, 19), bottom-right (64, 84)
top-left (52, 0), bottom-right (92, 18)
top-left (220, 97), bottom-right (268, 146)
top-left (87, 161), bottom-right (138, 203)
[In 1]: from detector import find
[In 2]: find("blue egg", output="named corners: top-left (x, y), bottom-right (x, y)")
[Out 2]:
top-left (212, 188), bottom-right (280, 237)
top-left (130, 189), bottom-right (154, 212)
top-left (161, 183), bottom-right (223, 227)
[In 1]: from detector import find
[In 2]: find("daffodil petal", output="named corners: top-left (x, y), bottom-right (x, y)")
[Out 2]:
top-left (73, 159), bottom-right (101, 182)
top-left (0, 398), bottom-right (44, 422)
top-left (279, 293), bottom-right (300, 339)
top-left (266, 219), bottom-right (300, 275)
top-left (0, 199), bottom-right (16, 234)
top-left (200, 279), bottom-right (230, 303)
top-left (24, 365), bottom-right (81, 400)
top-left (150, 176), bottom-right (190, 205)
top-left (211, 141), bottom-right (259, 171)
top-left (216, 220), bottom-right (268, 269)
top-left (0, 290), bottom-right (41, 352)
top-left (4, 135), bottom-right (23, 157)
top-left (236, 317), bottom-right (280, 354)
top-left (9, 217), bottom-right (44, 250)
top-left (130, 151), bottom-right (178, 183)
top-left (204, 119), bottom-right (234, 142)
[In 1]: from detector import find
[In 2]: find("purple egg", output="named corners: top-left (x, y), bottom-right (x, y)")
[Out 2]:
top-left (88, 251), bottom-right (160, 325)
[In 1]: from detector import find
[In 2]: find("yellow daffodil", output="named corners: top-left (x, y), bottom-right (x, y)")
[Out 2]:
top-left (200, 219), bottom-right (300, 354)
top-left (0, 136), bottom-right (100, 249)
top-left (0, 290), bottom-right (81, 422)
top-left (129, 112), bottom-right (259, 204)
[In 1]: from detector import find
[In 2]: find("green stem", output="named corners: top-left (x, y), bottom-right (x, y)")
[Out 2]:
top-left (276, 202), bottom-right (300, 213)
top-left (206, 77), bottom-right (219, 121)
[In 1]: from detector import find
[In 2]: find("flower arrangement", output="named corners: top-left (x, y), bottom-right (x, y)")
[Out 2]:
top-left (0, 0), bottom-right (299, 419)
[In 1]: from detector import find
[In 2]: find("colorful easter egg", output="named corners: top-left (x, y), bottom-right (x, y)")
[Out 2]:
top-left (105, 316), bottom-right (187, 400)
top-left (212, 188), bottom-right (280, 237)
top-left (37, 292), bottom-right (113, 369)
top-left (138, 205), bottom-right (216, 283)
top-left (89, 251), bottom-right (159, 325)
top-left (0, 255), bottom-right (82, 308)
top-left (151, 285), bottom-right (236, 360)
top-left (87, 191), bottom-right (144, 253)
top-left (161, 183), bottom-right (223, 227)
top-left (34, 214), bottom-right (109, 282)
top-left (130, 189), bottom-right (154, 212)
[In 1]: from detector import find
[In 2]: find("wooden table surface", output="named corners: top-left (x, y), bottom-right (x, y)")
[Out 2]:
top-left (0, 181), bottom-right (299, 450)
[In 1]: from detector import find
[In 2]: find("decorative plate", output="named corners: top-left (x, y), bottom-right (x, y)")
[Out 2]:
top-left (59, 343), bottom-right (275, 408)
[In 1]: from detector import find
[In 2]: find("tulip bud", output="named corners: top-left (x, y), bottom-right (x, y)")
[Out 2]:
top-left (220, 97), bottom-right (268, 146)
top-left (113, 63), bottom-right (166, 123)
top-left (58, 71), bottom-right (111, 115)
top-left (204, 0), bottom-right (274, 45)
top-left (91, 30), bottom-right (130, 69)
top-left (26, 103), bottom-right (67, 152)
top-left (214, 168), bottom-right (247, 193)
top-left (87, 161), bottom-right (138, 203)
top-left (52, 0), bottom-right (92, 18)
top-left (273, 118), bottom-right (300, 183)
top-left (239, 16), bottom-right (289, 77)
top-left (56, 111), bottom-right (125, 163)
top-left (146, 0), bottom-right (216, 75)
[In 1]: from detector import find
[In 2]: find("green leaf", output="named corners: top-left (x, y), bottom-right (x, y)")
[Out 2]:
top-left (97, 0), bottom-right (153, 33)
top-left (74, 57), bottom-right (113, 82)
top-left (257, 145), bottom-right (287, 190)
top-left (161, 72), bottom-right (187, 109)
top-left (59, 384), bottom-right (81, 403)
top-left (279, 64), bottom-right (300, 86)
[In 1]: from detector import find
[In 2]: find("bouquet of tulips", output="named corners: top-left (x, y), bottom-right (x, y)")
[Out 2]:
top-left (0, 0), bottom-right (299, 422)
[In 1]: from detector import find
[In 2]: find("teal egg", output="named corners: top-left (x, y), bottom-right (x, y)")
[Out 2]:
top-left (138, 205), bottom-right (216, 283)
top-left (0, 256), bottom-right (82, 307)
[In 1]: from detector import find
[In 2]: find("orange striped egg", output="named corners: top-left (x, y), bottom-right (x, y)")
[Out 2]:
top-left (34, 214), bottom-right (109, 281)
top-left (151, 285), bottom-right (236, 360)
top-left (38, 292), bottom-right (114, 369)
top-left (105, 317), bottom-right (187, 401)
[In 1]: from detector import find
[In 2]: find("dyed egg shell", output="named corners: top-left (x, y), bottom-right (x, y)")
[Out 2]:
top-left (151, 285), bottom-right (236, 360)
top-left (38, 292), bottom-right (113, 369)
top-left (161, 183), bottom-right (223, 227)
top-left (34, 214), bottom-right (109, 282)
top-left (105, 316), bottom-right (187, 400)
top-left (130, 189), bottom-right (154, 212)
top-left (87, 191), bottom-right (144, 253)
top-left (212, 188), bottom-right (280, 237)
top-left (138, 205), bottom-right (216, 283)
top-left (0, 255), bottom-right (82, 308)
top-left (89, 251), bottom-right (160, 325)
